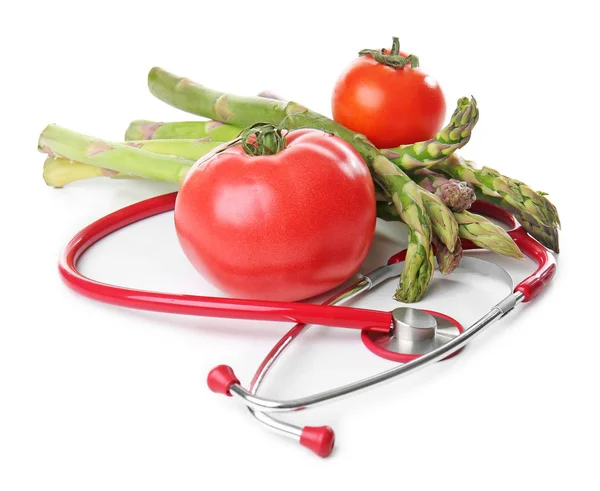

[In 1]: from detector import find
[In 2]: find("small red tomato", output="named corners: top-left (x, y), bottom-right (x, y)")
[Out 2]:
top-left (332, 40), bottom-right (446, 148)
top-left (174, 129), bottom-right (376, 301)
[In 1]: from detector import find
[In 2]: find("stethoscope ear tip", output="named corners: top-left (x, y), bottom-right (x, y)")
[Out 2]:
top-left (300, 426), bottom-right (335, 458)
top-left (207, 364), bottom-right (335, 457)
top-left (207, 365), bottom-right (240, 397)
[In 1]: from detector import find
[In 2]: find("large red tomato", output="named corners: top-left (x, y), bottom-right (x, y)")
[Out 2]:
top-left (174, 129), bottom-right (376, 301)
top-left (332, 47), bottom-right (446, 148)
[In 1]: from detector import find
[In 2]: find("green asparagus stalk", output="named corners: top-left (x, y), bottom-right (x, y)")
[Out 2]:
top-left (437, 154), bottom-right (560, 252)
top-left (377, 198), bottom-right (461, 273)
top-left (42, 139), bottom-right (221, 187)
top-left (454, 210), bottom-right (524, 259)
top-left (380, 97), bottom-right (479, 169)
top-left (125, 119), bottom-right (242, 141)
top-left (39, 125), bottom-right (195, 184)
top-left (398, 229), bottom-right (435, 302)
top-left (418, 190), bottom-right (459, 252)
top-left (375, 198), bottom-right (457, 277)
top-left (147, 67), bottom-right (437, 302)
top-left (372, 156), bottom-right (435, 302)
top-left (125, 138), bottom-right (221, 160)
top-left (124, 88), bottom-right (282, 141)
top-left (376, 202), bottom-right (524, 260)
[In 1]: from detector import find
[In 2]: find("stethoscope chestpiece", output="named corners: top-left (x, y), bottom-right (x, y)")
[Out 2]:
top-left (361, 307), bottom-right (465, 363)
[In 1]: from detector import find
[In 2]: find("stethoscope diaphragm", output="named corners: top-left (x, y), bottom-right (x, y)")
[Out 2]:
top-left (360, 253), bottom-right (515, 362)
top-left (361, 308), bottom-right (464, 363)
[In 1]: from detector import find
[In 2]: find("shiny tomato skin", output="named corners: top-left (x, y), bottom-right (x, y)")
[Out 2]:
top-left (174, 129), bottom-right (376, 301)
top-left (332, 54), bottom-right (446, 148)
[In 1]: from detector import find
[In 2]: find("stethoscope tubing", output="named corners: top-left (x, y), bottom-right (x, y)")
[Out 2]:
top-left (245, 281), bottom-right (373, 448)
top-left (58, 194), bottom-right (555, 332)
top-left (59, 192), bottom-right (392, 332)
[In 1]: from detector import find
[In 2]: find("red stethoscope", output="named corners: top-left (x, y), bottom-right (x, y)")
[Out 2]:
top-left (59, 192), bottom-right (556, 457)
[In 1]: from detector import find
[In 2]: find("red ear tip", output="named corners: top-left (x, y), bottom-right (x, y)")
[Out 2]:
top-left (207, 365), bottom-right (239, 396)
top-left (300, 426), bottom-right (335, 458)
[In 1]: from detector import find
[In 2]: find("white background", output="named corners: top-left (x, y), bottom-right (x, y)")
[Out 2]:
top-left (1, 1), bottom-right (599, 489)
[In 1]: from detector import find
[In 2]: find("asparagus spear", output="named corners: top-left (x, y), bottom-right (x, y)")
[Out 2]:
top-left (398, 228), bottom-right (435, 302)
top-left (378, 189), bottom-right (463, 274)
top-left (42, 139), bottom-right (220, 187)
top-left (437, 154), bottom-right (560, 252)
top-left (124, 89), bottom-right (280, 141)
top-left (39, 125), bottom-right (195, 184)
top-left (418, 190), bottom-right (459, 252)
top-left (372, 156), bottom-right (434, 302)
top-left (380, 97), bottom-right (479, 169)
top-left (125, 119), bottom-right (242, 141)
top-left (376, 202), bottom-right (523, 260)
top-left (124, 138), bottom-right (221, 160)
top-left (147, 67), bottom-right (443, 302)
top-left (454, 210), bottom-right (523, 259)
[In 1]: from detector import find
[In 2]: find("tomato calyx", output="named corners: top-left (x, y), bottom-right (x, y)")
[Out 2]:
top-left (358, 36), bottom-right (420, 69)
top-left (240, 123), bottom-right (287, 156)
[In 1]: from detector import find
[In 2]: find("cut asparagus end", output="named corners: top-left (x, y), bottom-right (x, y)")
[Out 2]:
top-left (43, 157), bottom-right (115, 188)
top-left (38, 124), bottom-right (195, 184)
top-left (394, 232), bottom-right (435, 303)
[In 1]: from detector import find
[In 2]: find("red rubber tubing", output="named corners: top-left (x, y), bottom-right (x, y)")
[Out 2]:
top-left (509, 227), bottom-right (557, 301)
top-left (464, 201), bottom-right (557, 301)
top-left (58, 192), bottom-right (392, 331)
top-left (59, 193), bottom-right (555, 329)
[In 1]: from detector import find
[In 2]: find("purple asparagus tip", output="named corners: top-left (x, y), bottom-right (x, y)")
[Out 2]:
top-left (435, 179), bottom-right (476, 212)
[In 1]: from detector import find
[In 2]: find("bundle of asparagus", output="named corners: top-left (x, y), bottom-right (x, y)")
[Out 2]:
top-left (38, 67), bottom-right (560, 303)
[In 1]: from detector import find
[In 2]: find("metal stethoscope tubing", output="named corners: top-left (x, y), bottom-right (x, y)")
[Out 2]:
top-left (246, 280), bottom-right (373, 443)
top-left (211, 290), bottom-right (525, 413)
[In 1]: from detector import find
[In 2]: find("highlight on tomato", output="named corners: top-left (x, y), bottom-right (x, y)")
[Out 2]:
top-left (174, 125), bottom-right (376, 302)
top-left (332, 37), bottom-right (446, 148)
